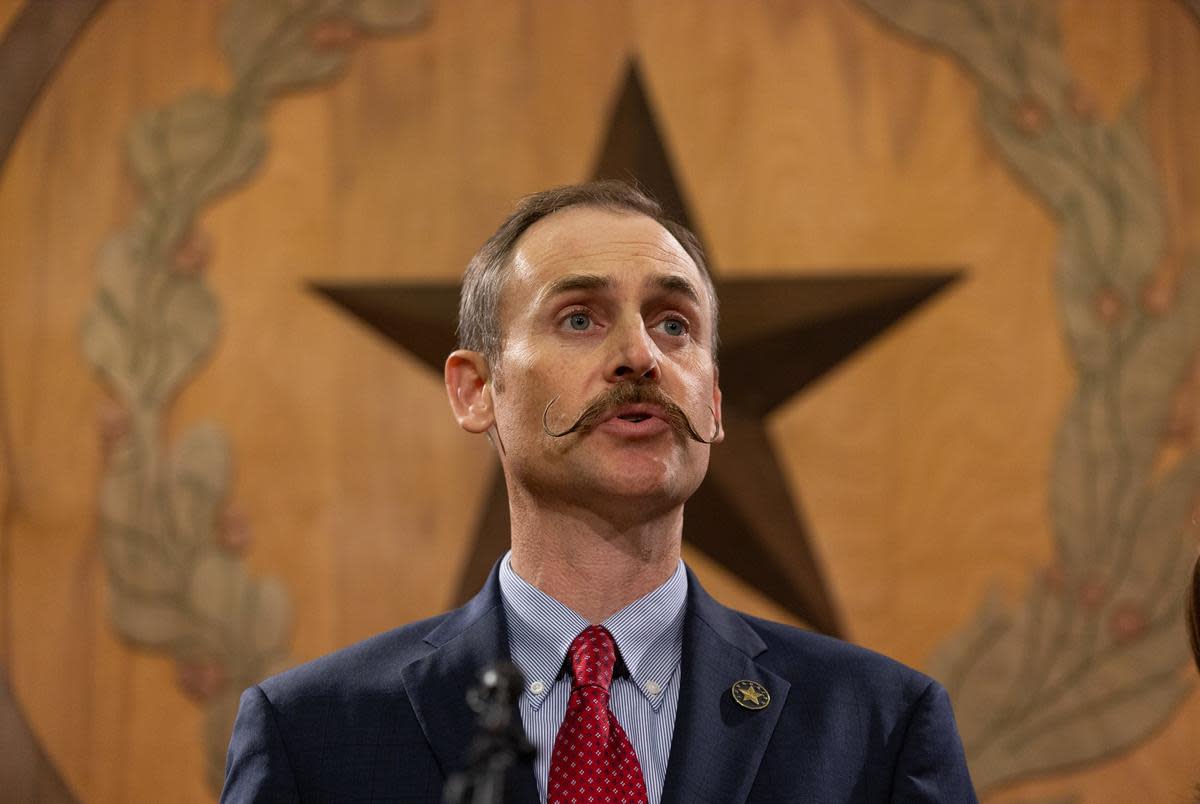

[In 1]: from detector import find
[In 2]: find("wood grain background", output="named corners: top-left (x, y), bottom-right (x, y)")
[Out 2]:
top-left (1, 1), bottom-right (1198, 801)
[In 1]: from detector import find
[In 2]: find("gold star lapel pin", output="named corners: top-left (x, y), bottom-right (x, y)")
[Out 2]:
top-left (731, 679), bottom-right (770, 710)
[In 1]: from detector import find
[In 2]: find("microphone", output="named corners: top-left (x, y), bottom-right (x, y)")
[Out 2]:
top-left (443, 662), bottom-right (536, 804)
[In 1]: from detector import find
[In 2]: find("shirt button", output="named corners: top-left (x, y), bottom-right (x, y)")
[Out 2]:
top-left (645, 680), bottom-right (661, 696)
top-left (529, 680), bottom-right (546, 695)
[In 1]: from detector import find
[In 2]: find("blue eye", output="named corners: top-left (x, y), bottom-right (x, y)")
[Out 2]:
top-left (568, 312), bottom-right (591, 331)
top-left (659, 318), bottom-right (687, 337)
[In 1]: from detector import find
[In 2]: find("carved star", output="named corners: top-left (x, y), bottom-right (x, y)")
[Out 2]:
top-left (314, 60), bottom-right (959, 636)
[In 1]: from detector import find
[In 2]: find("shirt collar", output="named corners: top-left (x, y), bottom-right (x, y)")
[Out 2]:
top-left (498, 550), bottom-right (687, 712)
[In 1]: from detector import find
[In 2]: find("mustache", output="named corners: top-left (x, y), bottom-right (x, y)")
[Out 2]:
top-left (541, 381), bottom-right (720, 444)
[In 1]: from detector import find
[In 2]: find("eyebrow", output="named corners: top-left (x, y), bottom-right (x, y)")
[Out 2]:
top-left (651, 274), bottom-right (702, 306)
top-left (541, 273), bottom-right (611, 300)
top-left (539, 272), bottom-right (702, 307)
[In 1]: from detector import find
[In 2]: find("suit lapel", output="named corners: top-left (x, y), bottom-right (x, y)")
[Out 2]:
top-left (660, 570), bottom-right (791, 804)
top-left (400, 567), bottom-right (540, 802)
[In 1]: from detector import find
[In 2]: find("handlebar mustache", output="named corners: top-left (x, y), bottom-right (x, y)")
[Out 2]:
top-left (541, 381), bottom-right (720, 444)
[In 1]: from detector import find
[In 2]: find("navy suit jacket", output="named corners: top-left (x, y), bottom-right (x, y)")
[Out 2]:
top-left (221, 566), bottom-right (977, 803)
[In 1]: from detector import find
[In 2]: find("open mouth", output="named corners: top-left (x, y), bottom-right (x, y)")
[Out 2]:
top-left (618, 414), bottom-right (651, 423)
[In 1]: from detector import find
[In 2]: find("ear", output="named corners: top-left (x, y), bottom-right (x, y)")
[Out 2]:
top-left (710, 366), bottom-right (724, 444)
top-left (445, 350), bottom-right (494, 434)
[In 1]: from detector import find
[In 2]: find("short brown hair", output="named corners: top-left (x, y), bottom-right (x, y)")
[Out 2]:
top-left (457, 180), bottom-right (719, 368)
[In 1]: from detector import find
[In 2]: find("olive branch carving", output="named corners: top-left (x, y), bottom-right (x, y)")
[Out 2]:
top-left (80, 0), bottom-right (428, 790)
top-left (858, 0), bottom-right (1200, 796)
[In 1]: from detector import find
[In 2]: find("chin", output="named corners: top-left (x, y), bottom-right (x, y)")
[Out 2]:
top-left (590, 463), bottom-right (701, 506)
top-left (605, 477), bottom-right (681, 501)
top-left (579, 485), bottom-right (691, 527)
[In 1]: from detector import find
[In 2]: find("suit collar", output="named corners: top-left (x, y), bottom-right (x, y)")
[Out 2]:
top-left (659, 567), bottom-right (791, 804)
top-left (684, 566), bottom-right (769, 658)
top-left (400, 564), bottom-right (540, 801)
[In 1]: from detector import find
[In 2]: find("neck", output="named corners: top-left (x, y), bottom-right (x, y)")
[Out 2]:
top-left (506, 491), bottom-right (684, 624)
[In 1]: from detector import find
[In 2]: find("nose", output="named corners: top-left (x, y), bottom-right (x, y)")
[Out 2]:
top-left (606, 318), bottom-right (660, 382)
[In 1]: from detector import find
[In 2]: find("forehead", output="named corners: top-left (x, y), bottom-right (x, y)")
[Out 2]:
top-left (508, 206), bottom-right (704, 294)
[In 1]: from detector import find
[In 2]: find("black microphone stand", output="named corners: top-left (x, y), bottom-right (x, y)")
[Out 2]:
top-left (443, 662), bottom-right (536, 804)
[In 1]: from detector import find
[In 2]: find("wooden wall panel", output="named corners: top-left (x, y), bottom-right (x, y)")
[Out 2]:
top-left (0, 1), bottom-right (22, 36)
top-left (1, 0), bottom-right (1198, 801)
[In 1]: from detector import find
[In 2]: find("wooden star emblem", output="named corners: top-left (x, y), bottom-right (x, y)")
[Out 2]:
top-left (314, 60), bottom-right (959, 636)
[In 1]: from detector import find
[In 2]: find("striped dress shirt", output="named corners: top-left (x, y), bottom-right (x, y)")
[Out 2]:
top-left (497, 551), bottom-right (686, 804)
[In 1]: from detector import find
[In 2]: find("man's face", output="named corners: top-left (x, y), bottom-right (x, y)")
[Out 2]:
top-left (485, 206), bottom-right (722, 517)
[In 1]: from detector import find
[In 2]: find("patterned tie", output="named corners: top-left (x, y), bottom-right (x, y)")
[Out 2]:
top-left (547, 625), bottom-right (649, 804)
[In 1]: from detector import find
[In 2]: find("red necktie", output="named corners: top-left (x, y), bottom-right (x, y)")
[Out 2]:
top-left (547, 625), bottom-right (649, 804)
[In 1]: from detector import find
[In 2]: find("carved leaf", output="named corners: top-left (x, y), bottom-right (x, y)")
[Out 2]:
top-left (1022, 37), bottom-right (1073, 117)
top-left (221, 0), bottom-right (346, 96)
top-left (247, 578), bottom-right (293, 660)
top-left (1051, 222), bottom-right (1112, 374)
top-left (254, 36), bottom-right (345, 95)
top-left (1041, 608), bottom-right (1188, 728)
top-left (1117, 455), bottom-right (1200, 618)
top-left (1027, 593), bottom-right (1103, 708)
top-left (1049, 393), bottom-right (1100, 569)
top-left (1047, 379), bottom-right (1147, 570)
top-left (146, 275), bottom-right (220, 405)
top-left (1106, 96), bottom-right (1164, 298)
top-left (81, 235), bottom-right (143, 400)
top-left (187, 548), bottom-right (293, 663)
top-left (127, 91), bottom-right (266, 218)
top-left (1109, 96), bottom-right (1160, 198)
top-left (85, 239), bottom-right (224, 409)
top-left (170, 423), bottom-right (231, 552)
top-left (100, 517), bottom-right (180, 597)
top-left (110, 591), bottom-right (188, 649)
top-left (348, 0), bottom-right (428, 30)
top-left (188, 548), bottom-right (249, 643)
top-left (220, 0), bottom-right (298, 81)
top-left (856, 0), bottom-right (1024, 97)
top-left (1116, 272), bottom-right (1200, 508)
top-left (99, 464), bottom-right (182, 598)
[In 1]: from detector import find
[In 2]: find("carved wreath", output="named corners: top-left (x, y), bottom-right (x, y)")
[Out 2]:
top-left (81, 0), bottom-right (428, 791)
top-left (860, 1), bottom-right (1200, 798)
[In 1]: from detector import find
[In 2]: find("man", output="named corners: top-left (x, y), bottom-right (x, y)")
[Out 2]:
top-left (221, 181), bottom-right (977, 803)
